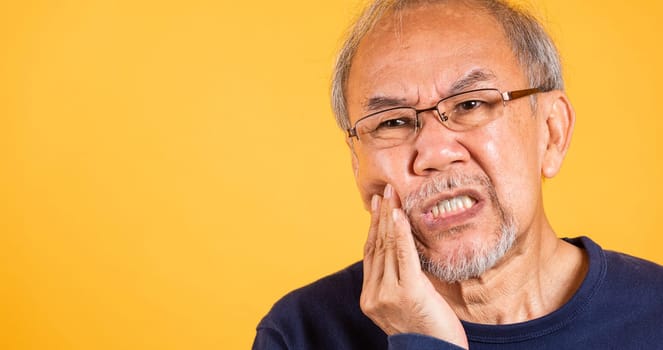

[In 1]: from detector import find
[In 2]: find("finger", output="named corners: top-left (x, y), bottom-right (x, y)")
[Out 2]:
top-left (366, 191), bottom-right (389, 291)
top-left (363, 194), bottom-right (381, 284)
top-left (370, 184), bottom-right (392, 284)
top-left (381, 184), bottom-right (400, 284)
top-left (392, 208), bottom-right (422, 284)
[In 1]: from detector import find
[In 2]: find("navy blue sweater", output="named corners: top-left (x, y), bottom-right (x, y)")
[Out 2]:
top-left (253, 237), bottom-right (663, 349)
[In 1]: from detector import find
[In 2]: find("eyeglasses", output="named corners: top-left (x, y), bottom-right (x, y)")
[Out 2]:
top-left (347, 87), bottom-right (542, 149)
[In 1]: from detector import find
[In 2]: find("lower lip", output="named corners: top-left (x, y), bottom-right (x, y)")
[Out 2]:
top-left (420, 199), bottom-right (485, 231)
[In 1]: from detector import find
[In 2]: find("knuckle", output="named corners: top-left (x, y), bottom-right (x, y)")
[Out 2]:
top-left (375, 236), bottom-right (385, 250)
top-left (363, 241), bottom-right (375, 256)
top-left (360, 295), bottom-right (376, 314)
top-left (384, 234), bottom-right (397, 248)
top-left (396, 245), bottom-right (409, 261)
top-left (377, 289), bottom-right (398, 305)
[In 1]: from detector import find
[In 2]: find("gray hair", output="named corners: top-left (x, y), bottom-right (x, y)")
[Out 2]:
top-left (330, 0), bottom-right (564, 131)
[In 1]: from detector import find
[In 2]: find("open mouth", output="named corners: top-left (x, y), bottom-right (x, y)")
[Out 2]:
top-left (430, 195), bottom-right (478, 219)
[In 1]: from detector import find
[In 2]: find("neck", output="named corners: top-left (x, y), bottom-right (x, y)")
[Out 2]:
top-left (429, 220), bottom-right (588, 324)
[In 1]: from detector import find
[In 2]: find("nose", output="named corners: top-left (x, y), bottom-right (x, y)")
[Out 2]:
top-left (411, 112), bottom-right (469, 175)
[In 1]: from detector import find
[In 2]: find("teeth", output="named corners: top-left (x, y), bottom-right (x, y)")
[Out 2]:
top-left (432, 205), bottom-right (439, 217)
top-left (462, 196), bottom-right (473, 208)
top-left (431, 195), bottom-right (476, 218)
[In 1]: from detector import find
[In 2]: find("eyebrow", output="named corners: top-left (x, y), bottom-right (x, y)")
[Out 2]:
top-left (364, 96), bottom-right (409, 113)
top-left (448, 69), bottom-right (497, 95)
top-left (361, 69), bottom-right (497, 113)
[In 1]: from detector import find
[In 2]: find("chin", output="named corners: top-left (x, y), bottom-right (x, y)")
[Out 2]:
top-left (415, 220), bottom-right (517, 283)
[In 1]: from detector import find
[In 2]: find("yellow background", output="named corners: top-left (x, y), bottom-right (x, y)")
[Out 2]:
top-left (2, 0), bottom-right (662, 349)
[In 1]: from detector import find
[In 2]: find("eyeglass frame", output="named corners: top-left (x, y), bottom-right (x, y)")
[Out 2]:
top-left (346, 87), bottom-right (543, 140)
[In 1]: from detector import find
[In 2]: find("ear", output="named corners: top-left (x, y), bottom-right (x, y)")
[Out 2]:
top-left (541, 92), bottom-right (575, 178)
top-left (346, 137), bottom-right (360, 178)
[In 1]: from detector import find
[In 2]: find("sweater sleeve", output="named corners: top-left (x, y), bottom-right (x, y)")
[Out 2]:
top-left (388, 333), bottom-right (466, 350)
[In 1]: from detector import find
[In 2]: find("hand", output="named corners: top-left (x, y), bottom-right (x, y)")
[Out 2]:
top-left (360, 184), bottom-right (468, 349)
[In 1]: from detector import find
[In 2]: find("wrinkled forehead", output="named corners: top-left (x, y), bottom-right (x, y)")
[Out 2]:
top-left (346, 2), bottom-right (526, 120)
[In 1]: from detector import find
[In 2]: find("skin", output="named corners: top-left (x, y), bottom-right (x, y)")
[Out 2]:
top-left (345, 2), bottom-right (587, 348)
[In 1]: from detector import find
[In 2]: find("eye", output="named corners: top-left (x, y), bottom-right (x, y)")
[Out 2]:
top-left (356, 108), bottom-right (417, 139)
top-left (457, 100), bottom-right (483, 112)
top-left (377, 117), bottom-right (413, 129)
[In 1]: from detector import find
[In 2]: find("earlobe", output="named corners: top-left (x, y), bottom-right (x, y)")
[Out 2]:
top-left (541, 92), bottom-right (575, 178)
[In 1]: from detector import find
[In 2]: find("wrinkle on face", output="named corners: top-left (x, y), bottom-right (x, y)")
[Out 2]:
top-left (346, 3), bottom-right (547, 278)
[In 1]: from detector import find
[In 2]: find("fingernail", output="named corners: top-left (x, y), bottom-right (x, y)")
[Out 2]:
top-left (371, 194), bottom-right (379, 211)
top-left (384, 184), bottom-right (392, 199)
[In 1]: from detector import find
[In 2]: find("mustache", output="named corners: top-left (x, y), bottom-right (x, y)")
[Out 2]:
top-left (402, 172), bottom-right (496, 215)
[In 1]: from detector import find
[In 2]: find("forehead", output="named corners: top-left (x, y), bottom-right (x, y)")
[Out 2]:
top-left (346, 2), bottom-right (527, 121)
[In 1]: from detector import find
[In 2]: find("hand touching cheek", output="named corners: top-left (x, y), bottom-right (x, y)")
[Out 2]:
top-left (360, 184), bottom-right (468, 349)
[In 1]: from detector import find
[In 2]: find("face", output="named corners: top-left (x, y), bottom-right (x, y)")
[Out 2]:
top-left (346, 3), bottom-right (553, 281)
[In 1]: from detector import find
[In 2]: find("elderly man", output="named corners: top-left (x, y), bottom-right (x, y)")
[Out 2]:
top-left (253, 0), bottom-right (663, 349)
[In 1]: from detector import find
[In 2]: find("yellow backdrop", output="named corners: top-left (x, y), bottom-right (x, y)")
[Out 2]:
top-left (3, 0), bottom-right (662, 349)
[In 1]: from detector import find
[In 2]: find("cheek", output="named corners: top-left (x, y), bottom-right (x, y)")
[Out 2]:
top-left (476, 121), bottom-right (543, 216)
top-left (354, 147), bottom-right (414, 203)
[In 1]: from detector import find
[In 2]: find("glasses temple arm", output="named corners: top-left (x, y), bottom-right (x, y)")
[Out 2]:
top-left (502, 87), bottom-right (543, 101)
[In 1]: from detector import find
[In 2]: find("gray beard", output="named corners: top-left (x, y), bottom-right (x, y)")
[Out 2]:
top-left (403, 172), bottom-right (517, 283)
top-left (417, 219), bottom-right (516, 283)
